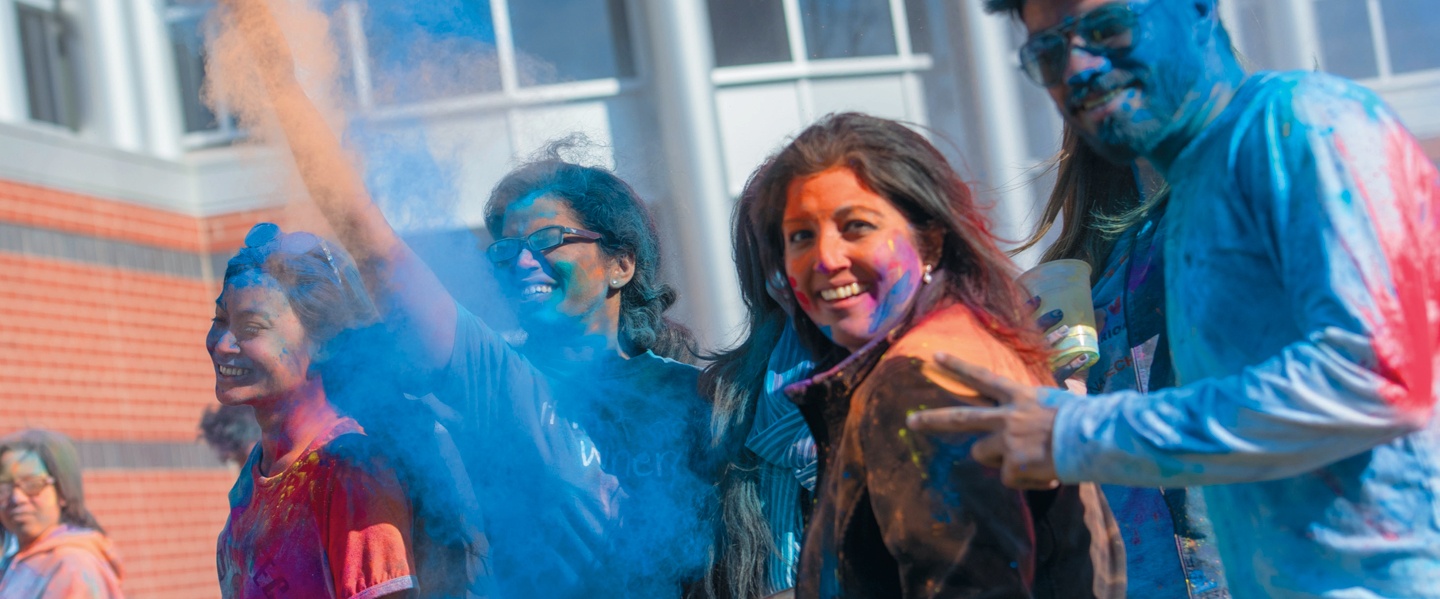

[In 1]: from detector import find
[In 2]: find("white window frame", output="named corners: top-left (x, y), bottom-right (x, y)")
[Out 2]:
top-left (1311, 0), bottom-right (1440, 88)
top-left (15, 0), bottom-right (82, 131)
top-left (345, 0), bottom-right (646, 126)
top-left (164, 2), bottom-right (243, 149)
top-left (710, 0), bottom-right (931, 124)
top-left (711, 0), bottom-right (931, 85)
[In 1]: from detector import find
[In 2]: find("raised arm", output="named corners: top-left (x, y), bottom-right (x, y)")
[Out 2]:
top-left (217, 0), bottom-right (456, 371)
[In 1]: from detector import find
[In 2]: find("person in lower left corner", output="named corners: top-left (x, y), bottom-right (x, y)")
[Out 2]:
top-left (209, 223), bottom-right (417, 599)
top-left (0, 429), bottom-right (125, 599)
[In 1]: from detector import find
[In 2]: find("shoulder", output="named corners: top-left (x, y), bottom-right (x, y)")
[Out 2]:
top-left (875, 305), bottom-right (1047, 396)
top-left (313, 428), bottom-right (405, 489)
top-left (633, 352), bottom-right (704, 399)
top-left (1237, 71), bottom-right (1395, 141)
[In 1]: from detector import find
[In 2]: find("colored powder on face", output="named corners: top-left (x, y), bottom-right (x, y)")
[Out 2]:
top-left (790, 276), bottom-right (812, 311)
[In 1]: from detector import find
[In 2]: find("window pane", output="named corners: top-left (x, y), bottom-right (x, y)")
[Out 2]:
top-left (508, 0), bottom-right (636, 85)
top-left (708, 0), bottom-right (791, 67)
top-left (1315, 0), bottom-right (1378, 80)
top-left (799, 0), bottom-right (897, 60)
top-left (1380, 0), bottom-right (1440, 74)
top-left (904, 0), bottom-right (931, 55)
top-left (18, 5), bottom-right (62, 125)
top-left (362, 0), bottom-right (502, 105)
top-left (168, 16), bottom-right (219, 132)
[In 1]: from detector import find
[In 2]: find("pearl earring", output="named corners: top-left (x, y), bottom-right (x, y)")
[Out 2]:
top-left (922, 264), bottom-right (934, 285)
top-left (611, 279), bottom-right (621, 287)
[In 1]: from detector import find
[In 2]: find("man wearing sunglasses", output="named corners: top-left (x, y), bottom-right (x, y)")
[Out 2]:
top-left (908, 1), bottom-right (1440, 597)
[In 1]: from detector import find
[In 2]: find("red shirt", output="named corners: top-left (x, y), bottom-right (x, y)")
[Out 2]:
top-left (217, 417), bottom-right (415, 599)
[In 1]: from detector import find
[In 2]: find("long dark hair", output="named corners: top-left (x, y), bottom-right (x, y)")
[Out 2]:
top-left (697, 163), bottom-right (787, 599)
top-left (746, 112), bottom-right (1051, 377)
top-left (484, 144), bottom-right (697, 363)
top-left (0, 430), bottom-right (104, 534)
top-left (1011, 126), bottom-right (1168, 279)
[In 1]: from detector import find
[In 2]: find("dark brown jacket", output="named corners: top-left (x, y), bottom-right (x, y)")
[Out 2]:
top-left (787, 304), bottom-right (1124, 599)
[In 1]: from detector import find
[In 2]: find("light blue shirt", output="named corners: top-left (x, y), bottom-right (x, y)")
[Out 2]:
top-left (1049, 72), bottom-right (1440, 598)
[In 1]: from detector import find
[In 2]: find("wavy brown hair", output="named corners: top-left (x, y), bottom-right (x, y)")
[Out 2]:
top-left (745, 112), bottom-right (1052, 379)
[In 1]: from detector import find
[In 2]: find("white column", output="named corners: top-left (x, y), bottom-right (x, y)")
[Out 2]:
top-left (1274, 0), bottom-right (1322, 71)
top-left (642, 0), bottom-right (743, 348)
top-left (0, 0), bottom-right (30, 122)
top-left (84, 0), bottom-right (145, 151)
top-left (129, 0), bottom-right (183, 158)
top-left (957, 0), bottom-right (1037, 248)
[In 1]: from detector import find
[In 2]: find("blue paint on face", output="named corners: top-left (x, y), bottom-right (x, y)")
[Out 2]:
top-left (497, 193), bottom-right (617, 342)
top-left (1028, 0), bottom-right (1245, 168)
top-left (868, 269), bottom-right (915, 335)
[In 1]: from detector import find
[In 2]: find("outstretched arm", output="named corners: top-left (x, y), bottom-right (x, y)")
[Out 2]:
top-left (910, 79), bottom-right (1438, 489)
top-left (217, 0), bottom-right (456, 371)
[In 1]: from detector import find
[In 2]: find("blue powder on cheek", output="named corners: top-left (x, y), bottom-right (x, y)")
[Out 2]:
top-left (868, 270), bottom-right (914, 334)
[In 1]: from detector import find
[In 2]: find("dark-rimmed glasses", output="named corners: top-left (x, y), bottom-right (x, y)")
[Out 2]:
top-left (1018, 2), bottom-right (1154, 87)
top-left (0, 475), bottom-right (55, 498)
top-left (485, 225), bottom-right (602, 265)
top-left (244, 222), bottom-right (344, 284)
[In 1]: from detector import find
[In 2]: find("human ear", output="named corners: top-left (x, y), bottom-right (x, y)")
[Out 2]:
top-left (609, 251), bottom-right (637, 289)
top-left (918, 225), bottom-right (945, 268)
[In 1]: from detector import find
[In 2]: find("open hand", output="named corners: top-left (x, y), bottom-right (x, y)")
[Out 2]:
top-left (907, 352), bottom-right (1062, 490)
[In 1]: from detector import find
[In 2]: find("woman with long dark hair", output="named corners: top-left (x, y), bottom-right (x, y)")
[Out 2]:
top-left (737, 113), bottom-right (1122, 597)
top-left (1006, 127), bottom-right (1230, 597)
top-left (214, 2), bottom-right (730, 596)
top-left (0, 429), bottom-right (124, 598)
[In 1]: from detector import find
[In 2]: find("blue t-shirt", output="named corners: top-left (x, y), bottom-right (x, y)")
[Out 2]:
top-left (442, 304), bottom-right (716, 598)
top-left (1050, 71), bottom-right (1440, 598)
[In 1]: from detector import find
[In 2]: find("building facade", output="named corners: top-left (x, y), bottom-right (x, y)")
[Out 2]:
top-left (1, 1), bottom-right (1438, 596)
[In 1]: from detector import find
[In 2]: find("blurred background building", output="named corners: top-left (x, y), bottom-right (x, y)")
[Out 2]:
top-left (1, 0), bottom-right (1437, 596)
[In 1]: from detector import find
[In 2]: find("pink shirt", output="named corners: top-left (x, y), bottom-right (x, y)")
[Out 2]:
top-left (0, 525), bottom-right (124, 599)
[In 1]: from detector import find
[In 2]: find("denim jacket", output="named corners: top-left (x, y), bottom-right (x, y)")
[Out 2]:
top-left (1087, 205), bottom-right (1228, 599)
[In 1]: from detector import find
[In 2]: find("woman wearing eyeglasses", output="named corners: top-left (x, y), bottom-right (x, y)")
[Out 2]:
top-left (0, 429), bottom-right (125, 598)
top-left (209, 224), bottom-right (420, 599)
top-left (214, 1), bottom-right (742, 596)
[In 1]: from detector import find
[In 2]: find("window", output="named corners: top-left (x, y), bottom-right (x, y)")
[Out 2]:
top-left (348, 0), bottom-right (637, 108)
top-left (508, 0), bottom-right (635, 85)
top-left (358, 0), bottom-right (501, 105)
top-left (165, 1), bottom-right (241, 145)
top-left (708, 0), bottom-right (791, 67)
top-left (799, 0), bottom-right (896, 60)
top-left (707, 0), bottom-right (930, 68)
top-left (1314, 0), bottom-right (1440, 80)
top-left (16, 1), bottom-right (81, 129)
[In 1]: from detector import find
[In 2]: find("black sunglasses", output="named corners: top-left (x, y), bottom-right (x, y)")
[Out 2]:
top-left (485, 225), bottom-right (603, 265)
top-left (244, 222), bottom-right (344, 284)
top-left (1018, 2), bottom-right (1154, 87)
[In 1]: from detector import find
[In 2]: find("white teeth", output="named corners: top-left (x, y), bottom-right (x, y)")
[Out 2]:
top-left (218, 365), bottom-right (248, 377)
top-left (521, 284), bottom-right (553, 298)
top-left (819, 282), bottom-right (866, 302)
top-left (1083, 89), bottom-right (1123, 111)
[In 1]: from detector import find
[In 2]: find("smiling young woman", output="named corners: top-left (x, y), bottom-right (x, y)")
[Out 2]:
top-left (740, 112), bottom-right (1124, 597)
top-left (208, 225), bottom-right (422, 599)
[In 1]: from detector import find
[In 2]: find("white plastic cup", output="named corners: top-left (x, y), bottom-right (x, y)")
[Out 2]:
top-left (1017, 259), bottom-right (1100, 372)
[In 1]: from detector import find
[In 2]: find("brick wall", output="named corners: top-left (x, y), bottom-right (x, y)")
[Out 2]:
top-left (0, 177), bottom-right (281, 598)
